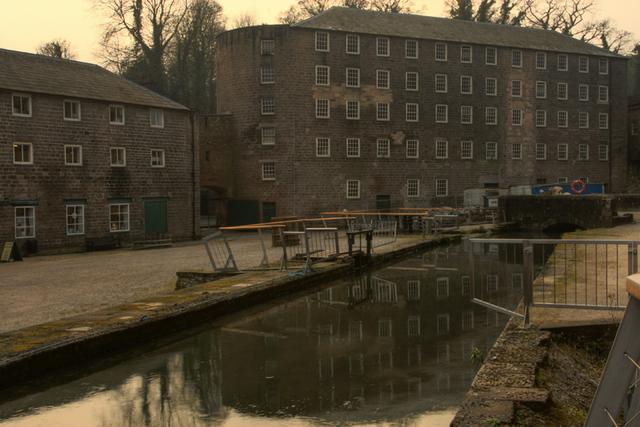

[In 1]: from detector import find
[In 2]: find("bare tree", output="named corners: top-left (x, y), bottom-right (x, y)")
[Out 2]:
top-left (370, 0), bottom-right (413, 12)
top-left (37, 39), bottom-right (75, 59)
top-left (233, 12), bottom-right (257, 28)
top-left (447, 0), bottom-right (474, 20)
top-left (343, 0), bottom-right (369, 8)
top-left (278, 0), bottom-right (333, 23)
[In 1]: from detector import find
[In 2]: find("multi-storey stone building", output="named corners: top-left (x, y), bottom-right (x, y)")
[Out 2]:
top-left (214, 7), bottom-right (627, 220)
top-left (0, 48), bottom-right (199, 253)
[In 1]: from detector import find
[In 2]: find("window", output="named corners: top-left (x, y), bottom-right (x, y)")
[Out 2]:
top-left (435, 179), bottom-right (448, 197)
top-left (599, 59), bottom-right (609, 75)
top-left (557, 82), bottom-right (568, 100)
top-left (579, 56), bottom-right (589, 73)
top-left (151, 149), bottom-right (165, 167)
top-left (535, 110), bottom-right (547, 127)
top-left (486, 142), bottom-right (498, 160)
top-left (261, 66), bottom-right (274, 84)
top-left (461, 140), bottom-right (473, 159)
top-left (315, 138), bottom-right (330, 157)
top-left (13, 142), bottom-right (33, 164)
top-left (109, 204), bottom-right (129, 232)
top-left (377, 37), bottom-right (390, 56)
top-left (109, 105), bottom-right (125, 125)
top-left (558, 177), bottom-right (569, 183)
top-left (558, 111), bottom-right (568, 128)
top-left (407, 179), bottom-right (419, 197)
top-left (346, 34), bottom-right (360, 54)
top-left (110, 147), bottom-right (126, 167)
top-left (512, 108), bottom-right (523, 126)
top-left (407, 280), bottom-right (421, 301)
top-left (512, 50), bottom-right (522, 67)
top-left (485, 107), bottom-right (497, 125)
top-left (150, 109), bottom-right (164, 128)
top-left (536, 143), bottom-right (547, 160)
top-left (377, 139), bottom-right (390, 158)
top-left (485, 77), bottom-right (497, 96)
top-left (578, 144), bottom-right (589, 160)
top-left (262, 161), bottom-right (276, 180)
top-left (15, 207), bottom-right (35, 238)
top-left (406, 103), bottom-right (419, 122)
top-left (12, 94), bottom-right (31, 116)
top-left (315, 31), bottom-right (329, 51)
top-left (599, 113), bottom-right (609, 129)
top-left (558, 54), bottom-right (568, 71)
top-left (347, 180), bottom-right (360, 199)
top-left (460, 45), bottom-right (472, 63)
top-left (377, 102), bottom-right (389, 121)
top-left (461, 105), bottom-right (473, 124)
top-left (347, 100), bottom-right (360, 120)
top-left (536, 81), bottom-right (547, 99)
top-left (66, 205), bottom-right (85, 236)
top-left (435, 138), bottom-right (448, 159)
top-left (376, 70), bottom-right (390, 89)
top-left (405, 39), bottom-right (418, 58)
top-left (435, 42), bottom-right (447, 61)
top-left (460, 75), bottom-right (473, 94)
top-left (536, 52), bottom-right (547, 70)
top-left (346, 68), bottom-right (360, 87)
top-left (405, 72), bottom-right (418, 91)
top-left (315, 65), bottom-right (329, 85)
top-left (63, 100), bottom-right (81, 121)
top-left (435, 104), bottom-right (448, 123)
top-left (436, 277), bottom-right (449, 297)
top-left (316, 99), bottom-right (330, 118)
top-left (558, 143), bottom-right (569, 160)
top-left (512, 143), bottom-right (522, 160)
top-left (346, 138), bottom-right (360, 158)
top-left (579, 84), bottom-right (589, 101)
top-left (435, 73), bottom-right (448, 93)
top-left (598, 86), bottom-right (609, 103)
top-left (262, 127), bottom-right (276, 145)
top-left (486, 47), bottom-right (497, 65)
top-left (261, 39), bottom-right (274, 55)
top-left (511, 80), bottom-right (522, 97)
top-left (64, 144), bottom-right (82, 166)
top-left (634, 122), bottom-right (640, 136)
top-left (579, 112), bottom-right (589, 129)
top-left (599, 144), bottom-right (609, 161)
top-left (406, 139), bottom-right (419, 158)
top-left (378, 319), bottom-right (393, 337)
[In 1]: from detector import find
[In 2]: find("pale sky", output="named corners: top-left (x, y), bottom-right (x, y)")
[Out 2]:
top-left (0, 0), bottom-right (637, 63)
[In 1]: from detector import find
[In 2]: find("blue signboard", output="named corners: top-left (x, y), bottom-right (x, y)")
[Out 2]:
top-left (532, 183), bottom-right (605, 195)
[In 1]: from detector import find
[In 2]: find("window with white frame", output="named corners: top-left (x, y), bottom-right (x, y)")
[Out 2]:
top-left (316, 99), bottom-right (330, 118)
top-left (579, 56), bottom-right (589, 73)
top-left (461, 140), bottom-right (473, 159)
top-left (536, 143), bottom-right (547, 160)
top-left (558, 54), bottom-right (568, 71)
top-left (405, 39), bottom-right (418, 58)
top-left (536, 81), bottom-right (547, 99)
top-left (261, 39), bottom-right (274, 55)
top-left (435, 104), bottom-right (448, 123)
top-left (598, 85), bottom-right (609, 103)
top-left (435, 179), bottom-right (448, 197)
top-left (460, 75), bottom-right (473, 94)
top-left (316, 138), bottom-right (330, 157)
top-left (407, 179), bottom-right (419, 197)
top-left (12, 94), bottom-right (32, 116)
top-left (376, 69), bottom-right (390, 89)
top-left (512, 143), bottom-right (522, 159)
top-left (150, 109), bottom-right (164, 127)
top-left (579, 84), bottom-right (589, 101)
top-left (378, 318), bottom-right (393, 337)
top-left (110, 147), bottom-right (126, 167)
top-left (346, 180), bottom-right (360, 199)
top-left (109, 105), bottom-right (125, 125)
top-left (346, 138), bottom-right (360, 158)
top-left (261, 65), bottom-right (274, 84)
top-left (151, 149), bottom-right (165, 167)
top-left (511, 80), bottom-right (522, 97)
top-left (63, 100), bottom-right (81, 121)
top-left (262, 127), bottom-right (276, 145)
top-left (346, 68), bottom-right (360, 87)
top-left (405, 72), bottom-right (418, 91)
top-left (315, 65), bottom-right (329, 85)
top-left (486, 47), bottom-right (497, 65)
top-left (557, 82), bottom-right (568, 100)
top-left (13, 142), bottom-right (33, 164)
top-left (486, 141), bottom-right (498, 160)
top-left (579, 111), bottom-right (589, 128)
top-left (109, 203), bottom-right (129, 232)
top-left (435, 138), bottom-right (448, 159)
top-left (347, 100), bottom-right (360, 120)
top-left (512, 108), bottom-right (523, 126)
top-left (557, 110), bottom-right (568, 128)
top-left (599, 113), bottom-right (609, 129)
top-left (376, 102), bottom-right (389, 121)
top-left (436, 277), bottom-right (449, 297)
top-left (407, 280), bottom-right (421, 300)
top-left (558, 143), bottom-right (569, 160)
top-left (460, 105), bottom-right (473, 124)
top-left (535, 110), bottom-right (547, 127)
top-left (262, 161), bottom-right (276, 180)
top-left (599, 144), bottom-right (609, 161)
top-left (435, 73), bottom-right (448, 93)
top-left (377, 37), bottom-right (390, 56)
top-left (315, 31), bottom-right (329, 51)
top-left (346, 34), bottom-right (360, 54)
top-left (261, 97), bottom-right (275, 115)
top-left (512, 50), bottom-right (522, 67)
top-left (406, 103), bottom-right (419, 122)
top-left (599, 59), bottom-right (609, 75)
top-left (485, 107), bottom-right (497, 125)
top-left (460, 45), bottom-right (472, 63)
top-left (15, 206), bottom-right (35, 238)
top-left (435, 42), bottom-right (447, 61)
top-left (578, 144), bottom-right (589, 160)
top-left (66, 204), bottom-right (85, 236)
top-left (485, 77), bottom-right (497, 96)
top-left (558, 177), bottom-right (569, 183)
top-left (377, 139), bottom-right (390, 158)
top-left (536, 52), bottom-right (547, 69)
top-left (406, 139), bottom-right (419, 158)
top-left (64, 144), bottom-right (82, 166)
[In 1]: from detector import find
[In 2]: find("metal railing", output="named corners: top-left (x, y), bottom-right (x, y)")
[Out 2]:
top-left (202, 231), bottom-right (238, 272)
top-left (347, 218), bottom-right (397, 250)
top-left (279, 227), bottom-right (341, 274)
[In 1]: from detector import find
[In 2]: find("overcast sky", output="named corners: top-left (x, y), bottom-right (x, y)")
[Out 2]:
top-left (0, 0), bottom-right (637, 63)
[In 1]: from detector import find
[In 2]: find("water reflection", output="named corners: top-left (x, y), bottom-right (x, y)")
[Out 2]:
top-left (0, 241), bottom-right (524, 427)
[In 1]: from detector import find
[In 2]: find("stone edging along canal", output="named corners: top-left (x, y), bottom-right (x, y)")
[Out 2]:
top-left (0, 234), bottom-right (464, 390)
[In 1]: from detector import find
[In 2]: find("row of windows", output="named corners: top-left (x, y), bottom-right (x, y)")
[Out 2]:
top-left (9, 94), bottom-right (165, 127)
top-left (343, 179), bottom-right (449, 199)
top-left (11, 143), bottom-right (166, 167)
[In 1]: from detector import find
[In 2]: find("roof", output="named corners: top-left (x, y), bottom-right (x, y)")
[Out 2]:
top-left (0, 48), bottom-right (188, 111)
top-left (294, 7), bottom-right (623, 58)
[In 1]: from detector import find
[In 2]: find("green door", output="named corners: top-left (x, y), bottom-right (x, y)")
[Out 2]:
top-left (144, 199), bottom-right (168, 234)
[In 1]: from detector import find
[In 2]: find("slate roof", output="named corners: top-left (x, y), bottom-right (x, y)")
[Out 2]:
top-left (294, 7), bottom-right (622, 58)
top-left (0, 48), bottom-right (188, 110)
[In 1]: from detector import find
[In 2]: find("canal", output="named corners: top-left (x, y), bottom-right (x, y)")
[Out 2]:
top-left (0, 240), bottom-right (525, 426)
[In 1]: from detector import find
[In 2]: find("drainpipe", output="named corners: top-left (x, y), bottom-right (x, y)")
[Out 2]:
top-left (191, 111), bottom-right (199, 239)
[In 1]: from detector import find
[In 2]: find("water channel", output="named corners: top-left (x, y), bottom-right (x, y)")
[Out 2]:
top-left (0, 240), bottom-right (526, 427)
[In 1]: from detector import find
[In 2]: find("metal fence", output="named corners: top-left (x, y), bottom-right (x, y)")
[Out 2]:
top-left (347, 218), bottom-right (397, 250)
top-left (202, 231), bottom-right (238, 272)
top-left (280, 227), bottom-right (341, 273)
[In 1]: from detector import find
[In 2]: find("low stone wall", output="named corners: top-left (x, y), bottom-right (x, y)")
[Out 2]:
top-left (175, 271), bottom-right (240, 290)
